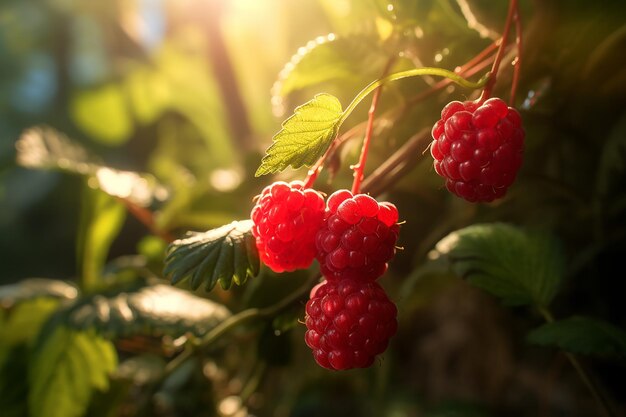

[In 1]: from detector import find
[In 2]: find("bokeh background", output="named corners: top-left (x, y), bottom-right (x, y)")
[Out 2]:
top-left (1, 1), bottom-right (626, 416)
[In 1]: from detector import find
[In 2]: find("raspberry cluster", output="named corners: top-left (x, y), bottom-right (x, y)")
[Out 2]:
top-left (304, 190), bottom-right (399, 370)
top-left (250, 181), bottom-right (325, 272)
top-left (430, 97), bottom-right (524, 202)
top-left (250, 184), bottom-right (400, 370)
top-left (315, 190), bottom-right (400, 281)
top-left (304, 278), bottom-right (398, 370)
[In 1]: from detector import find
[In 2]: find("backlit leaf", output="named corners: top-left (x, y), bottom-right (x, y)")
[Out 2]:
top-left (15, 127), bottom-right (168, 207)
top-left (0, 278), bottom-right (78, 308)
top-left (272, 34), bottom-right (387, 100)
top-left (29, 326), bottom-right (117, 417)
top-left (255, 94), bottom-right (343, 176)
top-left (76, 184), bottom-right (126, 291)
top-left (65, 284), bottom-right (231, 338)
top-left (164, 220), bottom-right (259, 291)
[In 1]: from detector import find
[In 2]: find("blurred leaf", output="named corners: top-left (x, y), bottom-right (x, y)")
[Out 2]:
top-left (164, 220), bottom-right (259, 291)
top-left (66, 284), bottom-right (231, 338)
top-left (0, 278), bottom-right (78, 308)
top-left (15, 126), bottom-right (98, 174)
top-left (157, 41), bottom-right (236, 168)
top-left (15, 127), bottom-right (168, 207)
top-left (29, 326), bottom-right (118, 417)
top-left (70, 83), bottom-right (133, 145)
top-left (0, 298), bottom-right (60, 349)
top-left (77, 184), bottom-right (126, 291)
top-left (455, 0), bottom-right (508, 39)
top-left (528, 316), bottom-right (626, 358)
top-left (0, 298), bottom-right (61, 389)
top-left (256, 94), bottom-right (342, 176)
top-left (272, 33), bottom-right (387, 100)
top-left (431, 223), bottom-right (564, 307)
top-left (94, 167), bottom-right (169, 207)
top-left (125, 66), bottom-right (170, 124)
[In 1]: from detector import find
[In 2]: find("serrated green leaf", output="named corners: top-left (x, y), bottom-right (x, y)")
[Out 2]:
top-left (431, 223), bottom-right (564, 307)
top-left (29, 326), bottom-right (118, 417)
top-left (255, 94), bottom-right (343, 176)
top-left (528, 316), bottom-right (626, 358)
top-left (165, 220), bottom-right (260, 291)
top-left (65, 284), bottom-right (231, 338)
top-left (0, 278), bottom-right (78, 308)
top-left (77, 184), bottom-right (126, 291)
top-left (272, 34), bottom-right (387, 99)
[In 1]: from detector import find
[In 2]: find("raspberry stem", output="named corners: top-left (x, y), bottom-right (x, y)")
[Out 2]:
top-left (478, 0), bottom-right (518, 102)
top-left (510, 4), bottom-right (523, 106)
top-left (351, 58), bottom-right (396, 194)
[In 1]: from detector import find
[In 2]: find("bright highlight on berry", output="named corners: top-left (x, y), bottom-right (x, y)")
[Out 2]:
top-left (315, 190), bottom-right (400, 281)
top-left (304, 278), bottom-right (398, 370)
top-left (430, 97), bottom-right (525, 202)
top-left (250, 181), bottom-right (325, 272)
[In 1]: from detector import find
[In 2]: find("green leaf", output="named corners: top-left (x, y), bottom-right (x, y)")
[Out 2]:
top-left (255, 94), bottom-right (343, 176)
top-left (0, 298), bottom-right (61, 349)
top-left (431, 223), bottom-right (564, 307)
top-left (0, 278), bottom-right (78, 308)
top-left (65, 284), bottom-right (231, 338)
top-left (164, 220), bottom-right (260, 291)
top-left (29, 326), bottom-right (118, 417)
top-left (272, 34), bottom-right (387, 99)
top-left (528, 316), bottom-right (626, 357)
top-left (70, 83), bottom-right (133, 146)
top-left (77, 184), bottom-right (126, 291)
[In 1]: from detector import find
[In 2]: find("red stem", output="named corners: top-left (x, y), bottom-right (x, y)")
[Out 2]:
top-left (478, 0), bottom-right (518, 102)
top-left (351, 82), bottom-right (384, 194)
top-left (455, 40), bottom-right (499, 75)
top-left (510, 5), bottom-right (522, 105)
top-left (118, 198), bottom-right (175, 243)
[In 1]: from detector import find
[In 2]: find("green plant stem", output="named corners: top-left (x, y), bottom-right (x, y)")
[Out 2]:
top-left (340, 67), bottom-right (488, 127)
top-left (479, 0), bottom-right (518, 101)
top-left (164, 273), bottom-right (319, 376)
top-left (538, 307), bottom-right (617, 417)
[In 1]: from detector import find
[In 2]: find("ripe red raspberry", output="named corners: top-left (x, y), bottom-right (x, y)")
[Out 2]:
top-left (315, 190), bottom-right (399, 281)
top-left (430, 97), bottom-right (524, 202)
top-left (250, 181), bottom-right (325, 273)
top-left (304, 278), bottom-right (398, 370)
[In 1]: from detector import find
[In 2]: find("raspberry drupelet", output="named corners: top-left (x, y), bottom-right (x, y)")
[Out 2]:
top-left (315, 190), bottom-right (400, 281)
top-left (430, 97), bottom-right (525, 202)
top-left (304, 278), bottom-right (398, 370)
top-left (250, 181), bottom-right (325, 272)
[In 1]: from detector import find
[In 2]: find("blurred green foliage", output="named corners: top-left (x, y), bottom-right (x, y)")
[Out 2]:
top-left (1, 0), bottom-right (626, 416)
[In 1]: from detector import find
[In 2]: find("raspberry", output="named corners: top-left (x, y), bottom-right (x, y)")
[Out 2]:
top-left (304, 278), bottom-right (398, 370)
top-left (430, 97), bottom-right (525, 202)
top-left (315, 190), bottom-right (399, 281)
top-left (250, 181), bottom-right (325, 272)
